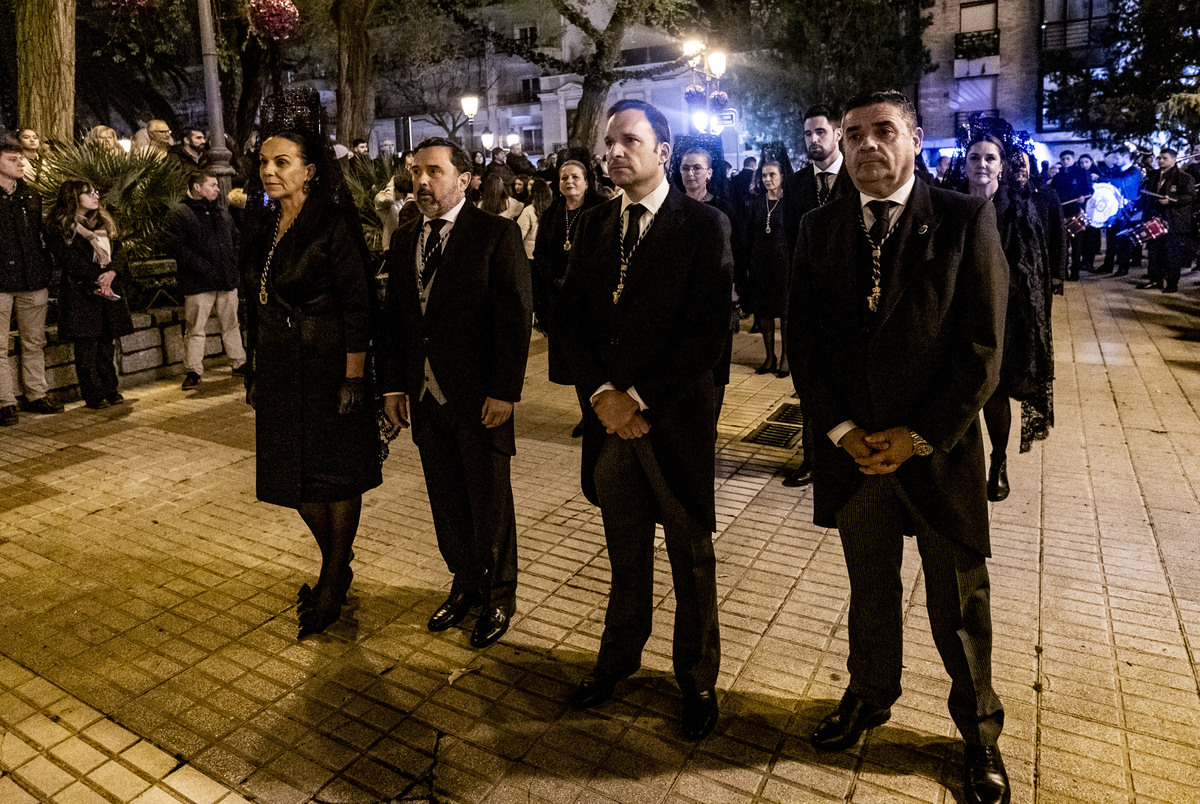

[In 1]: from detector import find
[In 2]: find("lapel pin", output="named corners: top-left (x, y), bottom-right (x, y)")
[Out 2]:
top-left (918, 224), bottom-right (928, 235)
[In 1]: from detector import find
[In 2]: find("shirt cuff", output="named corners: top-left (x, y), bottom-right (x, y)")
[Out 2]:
top-left (383, 391), bottom-right (405, 397)
top-left (589, 383), bottom-right (649, 411)
top-left (828, 420), bottom-right (858, 446)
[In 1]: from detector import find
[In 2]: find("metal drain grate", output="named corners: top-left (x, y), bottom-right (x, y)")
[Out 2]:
top-left (765, 403), bottom-right (804, 425)
top-left (743, 422), bottom-right (803, 449)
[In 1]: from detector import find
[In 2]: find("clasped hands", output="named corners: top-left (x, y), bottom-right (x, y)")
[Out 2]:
top-left (592, 390), bottom-right (649, 439)
top-left (382, 393), bottom-right (513, 437)
top-left (839, 426), bottom-right (916, 474)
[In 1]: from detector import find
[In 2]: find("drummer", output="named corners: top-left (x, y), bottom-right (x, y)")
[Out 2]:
top-left (1100, 146), bottom-right (1142, 276)
top-left (1051, 150), bottom-right (1094, 280)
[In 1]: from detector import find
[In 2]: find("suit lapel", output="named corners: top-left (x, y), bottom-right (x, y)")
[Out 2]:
top-left (874, 179), bottom-right (936, 331)
top-left (424, 202), bottom-right (475, 319)
top-left (389, 221), bottom-right (422, 314)
top-left (617, 187), bottom-right (684, 305)
top-left (586, 199), bottom-right (623, 304)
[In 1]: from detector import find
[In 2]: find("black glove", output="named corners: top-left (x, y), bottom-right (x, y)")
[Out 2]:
top-left (338, 377), bottom-right (364, 414)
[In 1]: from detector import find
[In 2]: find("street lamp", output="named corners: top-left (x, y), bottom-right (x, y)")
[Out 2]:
top-left (460, 94), bottom-right (479, 151)
top-left (481, 128), bottom-right (495, 151)
top-left (506, 131), bottom-right (520, 148)
top-left (682, 41), bottom-right (729, 135)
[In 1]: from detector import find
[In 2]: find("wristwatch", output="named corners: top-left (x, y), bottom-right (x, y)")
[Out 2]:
top-left (907, 428), bottom-right (933, 457)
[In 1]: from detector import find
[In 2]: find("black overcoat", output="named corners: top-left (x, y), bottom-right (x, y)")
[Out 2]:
top-left (49, 233), bottom-right (135, 341)
top-left (377, 201), bottom-right (533, 456)
top-left (788, 180), bottom-right (1008, 556)
top-left (789, 162), bottom-right (857, 222)
top-left (162, 198), bottom-right (240, 296)
top-left (242, 194), bottom-right (382, 508)
top-left (559, 186), bottom-right (734, 531)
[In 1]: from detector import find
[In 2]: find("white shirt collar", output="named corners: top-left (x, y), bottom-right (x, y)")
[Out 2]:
top-left (816, 153), bottom-right (844, 176)
top-left (859, 174), bottom-right (917, 211)
top-left (621, 174), bottom-right (670, 217)
top-left (423, 196), bottom-right (467, 228)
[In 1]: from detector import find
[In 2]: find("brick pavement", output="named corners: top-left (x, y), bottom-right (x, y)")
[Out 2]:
top-left (0, 272), bottom-right (1198, 803)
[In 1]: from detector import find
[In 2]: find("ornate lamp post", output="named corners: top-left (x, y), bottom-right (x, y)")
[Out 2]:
top-left (197, 0), bottom-right (235, 198)
top-left (683, 41), bottom-right (729, 135)
top-left (460, 94), bottom-right (479, 151)
top-left (481, 128), bottom-right (495, 151)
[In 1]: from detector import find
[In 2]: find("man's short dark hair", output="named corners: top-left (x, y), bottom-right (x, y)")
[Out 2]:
top-left (413, 136), bottom-right (472, 175)
top-left (1114, 145), bottom-right (1132, 156)
top-left (351, 138), bottom-right (367, 148)
top-left (188, 169), bottom-right (217, 190)
top-left (743, 156), bottom-right (757, 168)
top-left (180, 126), bottom-right (202, 140)
top-left (1060, 149), bottom-right (1075, 158)
top-left (1160, 147), bottom-right (1178, 158)
top-left (607, 98), bottom-right (671, 147)
top-left (804, 104), bottom-right (839, 125)
top-left (0, 138), bottom-right (21, 156)
top-left (491, 147), bottom-right (504, 158)
top-left (842, 90), bottom-right (917, 133)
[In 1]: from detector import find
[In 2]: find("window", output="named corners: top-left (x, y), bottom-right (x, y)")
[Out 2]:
top-left (956, 76), bottom-right (998, 110)
top-left (960, 1), bottom-right (996, 32)
top-left (522, 128), bottom-right (544, 155)
top-left (518, 26), bottom-right (538, 47)
top-left (520, 77), bottom-right (540, 103)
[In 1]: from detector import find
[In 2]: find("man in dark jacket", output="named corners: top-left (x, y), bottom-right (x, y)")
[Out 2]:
top-left (0, 139), bottom-right (64, 425)
top-left (730, 156), bottom-right (756, 207)
top-left (1100, 146), bottom-right (1142, 275)
top-left (483, 148), bottom-right (516, 186)
top-left (163, 170), bottom-right (246, 389)
top-left (1138, 148), bottom-right (1196, 293)
top-left (1051, 150), bottom-right (1093, 279)
top-left (506, 141), bottom-right (536, 176)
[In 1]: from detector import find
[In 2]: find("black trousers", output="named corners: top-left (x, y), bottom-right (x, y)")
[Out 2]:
top-left (413, 395), bottom-right (518, 614)
top-left (1147, 232), bottom-right (1189, 289)
top-left (592, 434), bottom-right (720, 695)
top-left (1102, 227), bottom-right (1134, 272)
top-left (73, 337), bottom-right (118, 405)
top-left (1066, 231), bottom-right (1086, 278)
top-left (834, 474), bottom-right (1004, 745)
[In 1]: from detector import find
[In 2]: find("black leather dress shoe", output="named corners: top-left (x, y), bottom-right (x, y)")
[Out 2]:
top-left (469, 608), bottom-right (510, 648)
top-left (681, 688), bottom-right (719, 739)
top-left (571, 666), bottom-right (637, 709)
top-left (811, 693), bottom-right (891, 751)
top-left (987, 457), bottom-right (1009, 502)
top-left (963, 744), bottom-right (1010, 804)
top-left (782, 463), bottom-right (813, 488)
top-left (428, 592), bottom-right (477, 632)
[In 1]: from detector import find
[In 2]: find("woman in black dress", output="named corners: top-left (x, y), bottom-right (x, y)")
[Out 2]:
top-left (531, 149), bottom-right (601, 436)
top-left (741, 145), bottom-right (796, 377)
top-left (242, 89), bottom-right (382, 637)
top-left (965, 130), bottom-right (1065, 501)
top-left (46, 180), bottom-right (134, 409)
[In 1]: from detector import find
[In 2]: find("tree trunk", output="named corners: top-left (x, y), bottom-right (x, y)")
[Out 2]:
top-left (332, 0), bottom-right (376, 143)
top-left (15, 0), bottom-right (75, 141)
top-left (569, 72), bottom-right (613, 149)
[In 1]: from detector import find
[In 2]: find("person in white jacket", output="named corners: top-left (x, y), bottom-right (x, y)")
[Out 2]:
top-left (516, 178), bottom-right (553, 259)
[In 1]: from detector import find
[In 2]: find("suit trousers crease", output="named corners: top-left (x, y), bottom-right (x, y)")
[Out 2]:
top-left (414, 394), bottom-right (518, 614)
top-left (592, 434), bottom-right (720, 695)
top-left (834, 473), bottom-right (1004, 746)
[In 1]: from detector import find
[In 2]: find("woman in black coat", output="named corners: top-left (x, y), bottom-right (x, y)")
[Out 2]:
top-left (740, 145), bottom-right (796, 377)
top-left (242, 90), bottom-right (382, 637)
top-left (531, 150), bottom-right (601, 436)
top-left (965, 133), bottom-right (1065, 501)
top-left (46, 180), bottom-right (134, 409)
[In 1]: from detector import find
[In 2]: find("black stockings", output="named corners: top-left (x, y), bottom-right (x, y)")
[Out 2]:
top-left (298, 496), bottom-right (361, 594)
top-left (982, 393), bottom-right (1011, 459)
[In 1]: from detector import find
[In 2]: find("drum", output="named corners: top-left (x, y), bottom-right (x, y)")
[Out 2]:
top-left (1085, 182), bottom-right (1122, 228)
top-left (1120, 217), bottom-right (1169, 245)
top-left (1065, 212), bottom-right (1088, 235)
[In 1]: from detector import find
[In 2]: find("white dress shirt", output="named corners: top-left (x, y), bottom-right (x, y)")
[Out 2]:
top-left (827, 174), bottom-right (918, 446)
top-left (589, 174), bottom-right (672, 411)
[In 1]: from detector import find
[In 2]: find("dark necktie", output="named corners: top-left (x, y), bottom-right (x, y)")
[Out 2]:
top-left (622, 203), bottom-right (645, 262)
top-left (817, 172), bottom-right (832, 206)
top-left (420, 219), bottom-right (447, 287)
top-left (867, 200), bottom-right (894, 246)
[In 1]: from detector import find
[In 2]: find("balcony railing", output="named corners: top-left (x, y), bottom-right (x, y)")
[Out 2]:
top-left (955, 29), bottom-right (1000, 59)
top-left (1042, 19), bottom-right (1103, 51)
top-left (955, 109), bottom-right (1000, 129)
top-left (498, 90), bottom-right (540, 106)
top-left (619, 44), bottom-right (680, 68)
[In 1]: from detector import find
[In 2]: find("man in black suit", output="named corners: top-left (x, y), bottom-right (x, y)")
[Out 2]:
top-left (783, 104), bottom-right (857, 489)
top-left (788, 90), bottom-right (1011, 804)
top-left (559, 99), bottom-right (733, 740)
top-left (1137, 147), bottom-right (1195, 293)
top-left (380, 137), bottom-right (533, 649)
top-left (730, 155), bottom-right (756, 207)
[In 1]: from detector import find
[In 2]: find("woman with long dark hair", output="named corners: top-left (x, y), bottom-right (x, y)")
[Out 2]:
top-left (532, 150), bottom-right (602, 436)
top-left (241, 88), bottom-right (382, 637)
top-left (964, 127), bottom-right (1065, 501)
top-left (480, 174), bottom-right (523, 218)
top-left (47, 180), bottom-right (134, 409)
top-left (517, 177), bottom-right (553, 260)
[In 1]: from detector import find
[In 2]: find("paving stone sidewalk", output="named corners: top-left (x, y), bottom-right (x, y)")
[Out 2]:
top-left (1, 272), bottom-right (1198, 804)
